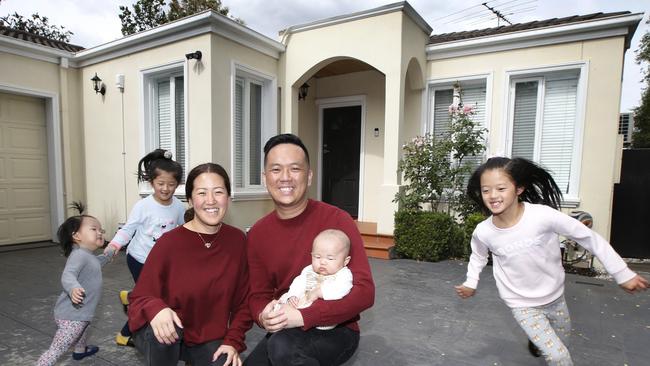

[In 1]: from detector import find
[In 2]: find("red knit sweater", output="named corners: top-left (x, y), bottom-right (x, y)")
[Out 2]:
top-left (247, 200), bottom-right (375, 331)
top-left (128, 224), bottom-right (252, 351)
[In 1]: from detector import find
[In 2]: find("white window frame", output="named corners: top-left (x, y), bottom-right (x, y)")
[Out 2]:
top-left (423, 75), bottom-right (491, 201)
top-left (140, 60), bottom-right (188, 196)
top-left (502, 62), bottom-right (589, 207)
top-left (426, 75), bottom-right (491, 166)
top-left (426, 74), bottom-right (492, 138)
top-left (231, 62), bottom-right (278, 200)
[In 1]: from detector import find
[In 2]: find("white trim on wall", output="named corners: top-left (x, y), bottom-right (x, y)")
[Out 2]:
top-left (419, 86), bottom-right (428, 136)
top-left (0, 83), bottom-right (65, 240)
top-left (316, 95), bottom-right (367, 220)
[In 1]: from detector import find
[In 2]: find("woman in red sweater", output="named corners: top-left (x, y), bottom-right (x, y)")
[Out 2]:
top-left (128, 163), bottom-right (252, 366)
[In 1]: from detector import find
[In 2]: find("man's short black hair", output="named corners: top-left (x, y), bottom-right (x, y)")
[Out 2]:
top-left (263, 133), bottom-right (310, 166)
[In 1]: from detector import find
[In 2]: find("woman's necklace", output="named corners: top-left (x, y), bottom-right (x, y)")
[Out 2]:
top-left (195, 223), bottom-right (223, 248)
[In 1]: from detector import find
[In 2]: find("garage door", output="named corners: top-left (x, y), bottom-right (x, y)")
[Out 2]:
top-left (0, 92), bottom-right (51, 245)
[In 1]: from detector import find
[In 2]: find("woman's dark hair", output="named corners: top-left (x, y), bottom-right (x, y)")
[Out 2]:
top-left (137, 149), bottom-right (183, 184)
top-left (467, 156), bottom-right (563, 215)
top-left (185, 163), bottom-right (231, 200)
top-left (57, 215), bottom-right (95, 257)
top-left (263, 133), bottom-right (310, 167)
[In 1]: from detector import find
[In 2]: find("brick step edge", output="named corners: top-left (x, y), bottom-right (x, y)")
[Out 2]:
top-left (361, 234), bottom-right (394, 260)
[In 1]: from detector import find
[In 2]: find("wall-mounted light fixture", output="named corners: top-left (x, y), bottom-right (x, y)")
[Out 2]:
top-left (91, 73), bottom-right (106, 95)
top-left (298, 82), bottom-right (310, 101)
top-left (185, 50), bottom-right (202, 61)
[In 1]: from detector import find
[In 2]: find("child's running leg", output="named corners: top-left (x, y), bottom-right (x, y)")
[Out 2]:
top-left (512, 297), bottom-right (573, 366)
top-left (72, 321), bottom-right (91, 353)
top-left (543, 296), bottom-right (572, 347)
top-left (36, 319), bottom-right (89, 366)
top-left (117, 253), bottom-right (144, 344)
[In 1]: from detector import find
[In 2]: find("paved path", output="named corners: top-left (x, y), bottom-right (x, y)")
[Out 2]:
top-left (1, 244), bottom-right (648, 365)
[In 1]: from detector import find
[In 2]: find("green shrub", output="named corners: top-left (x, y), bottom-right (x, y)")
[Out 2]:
top-left (450, 212), bottom-right (486, 260)
top-left (394, 210), bottom-right (460, 262)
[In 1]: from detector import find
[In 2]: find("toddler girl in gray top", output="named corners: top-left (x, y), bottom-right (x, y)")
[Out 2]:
top-left (36, 214), bottom-right (114, 366)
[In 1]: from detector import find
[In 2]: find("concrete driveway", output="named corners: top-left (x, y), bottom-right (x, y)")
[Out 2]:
top-left (1, 244), bottom-right (648, 365)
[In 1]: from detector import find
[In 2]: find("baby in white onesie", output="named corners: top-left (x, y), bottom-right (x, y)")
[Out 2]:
top-left (278, 229), bottom-right (353, 330)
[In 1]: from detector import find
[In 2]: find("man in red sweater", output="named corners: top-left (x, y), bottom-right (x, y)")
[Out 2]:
top-left (245, 134), bottom-right (375, 365)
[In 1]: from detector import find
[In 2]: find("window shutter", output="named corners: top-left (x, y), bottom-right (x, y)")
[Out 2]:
top-left (232, 69), bottom-right (272, 192)
top-left (433, 89), bottom-right (453, 141)
top-left (174, 76), bottom-right (185, 181)
top-left (511, 81), bottom-right (538, 160)
top-left (234, 77), bottom-right (244, 188)
top-left (540, 76), bottom-right (578, 194)
top-left (157, 80), bottom-right (172, 153)
top-left (249, 83), bottom-right (262, 185)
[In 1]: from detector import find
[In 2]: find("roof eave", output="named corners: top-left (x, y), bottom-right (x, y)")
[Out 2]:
top-left (426, 12), bottom-right (644, 61)
top-left (0, 34), bottom-right (73, 65)
top-left (281, 1), bottom-right (432, 38)
top-left (72, 10), bottom-right (285, 67)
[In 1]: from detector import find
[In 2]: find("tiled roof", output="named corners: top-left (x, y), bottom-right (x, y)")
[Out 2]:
top-left (429, 11), bottom-right (631, 44)
top-left (0, 25), bottom-right (84, 52)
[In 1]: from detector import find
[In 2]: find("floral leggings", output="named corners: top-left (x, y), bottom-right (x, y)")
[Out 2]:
top-left (36, 319), bottom-right (90, 366)
top-left (511, 295), bottom-right (573, 366)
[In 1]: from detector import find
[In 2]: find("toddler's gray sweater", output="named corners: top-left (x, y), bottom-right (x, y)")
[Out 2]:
top-left (53, 246), bottom-right (109, 321)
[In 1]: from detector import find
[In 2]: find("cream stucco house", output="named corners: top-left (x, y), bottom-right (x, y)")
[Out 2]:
top-left (0, 2), bottom-right (642, 255)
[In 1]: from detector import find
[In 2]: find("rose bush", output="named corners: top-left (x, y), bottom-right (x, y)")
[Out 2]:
top-left (394, 83), bottom-right (487, 261)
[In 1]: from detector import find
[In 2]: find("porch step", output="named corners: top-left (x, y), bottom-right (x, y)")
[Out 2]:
top-left (356, 221), bottom-right (394, 260)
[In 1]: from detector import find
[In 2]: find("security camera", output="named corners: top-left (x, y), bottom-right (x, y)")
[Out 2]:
top-left (185, 51), bottom-right (202, 61)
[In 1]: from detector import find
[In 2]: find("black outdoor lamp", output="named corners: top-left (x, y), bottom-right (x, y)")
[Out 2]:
top-left (298, 82), bottom-right (310, 101)
top-left (91, 73), bottom-right (106, 95)
top-left (185, 50), bottom-right (202, 61)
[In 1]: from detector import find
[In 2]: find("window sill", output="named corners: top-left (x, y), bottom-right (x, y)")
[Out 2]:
top-left (232, 190), bottom-right (270, 201)
top-left (560, 196), bottom-right (580, 208)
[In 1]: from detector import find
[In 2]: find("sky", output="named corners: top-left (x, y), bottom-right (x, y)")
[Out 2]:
top-left (1, 0), bottom-right (649, 112)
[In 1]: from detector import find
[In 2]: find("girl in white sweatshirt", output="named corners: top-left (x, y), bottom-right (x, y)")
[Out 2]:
top-left (455, 157), bottom-right (648, 366)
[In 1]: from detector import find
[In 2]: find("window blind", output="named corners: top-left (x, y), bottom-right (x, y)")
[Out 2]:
top-left (540, 76), bottom-right (578, 194)
top-left (157, 80), bottom-right (172, 154)
top-left (174, 76), bottom-right (185, 182)
top-left (433, 89), bottom-right (453, 140)
top-left (511, 81), bottom-right (538, 160)
top-left (234, 77), bottom-right (244, 188)
top-left (510, 74), bottom-right (578, 195)
top-left (233, 70), bottom-right (271, 192)
top-left (249, 83), bottom-right (262, 185)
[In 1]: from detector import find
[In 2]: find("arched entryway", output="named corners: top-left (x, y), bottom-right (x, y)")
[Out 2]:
top-left (294, 58), bottom-right (385, 221)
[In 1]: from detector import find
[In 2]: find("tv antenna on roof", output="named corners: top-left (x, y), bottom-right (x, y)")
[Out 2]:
top-left (482, 2), bottom-right (512, 26)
